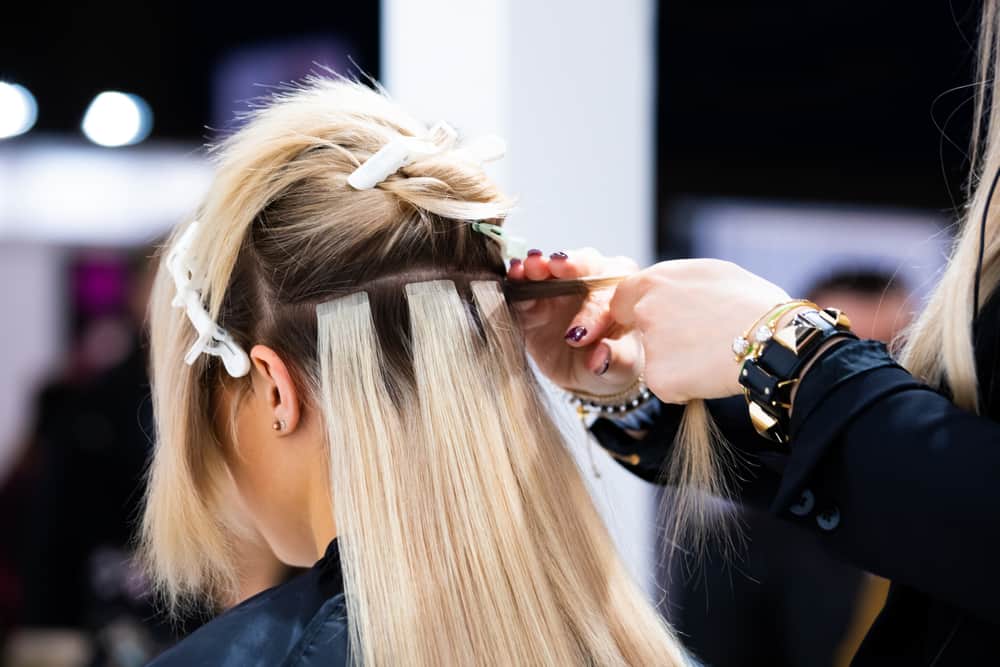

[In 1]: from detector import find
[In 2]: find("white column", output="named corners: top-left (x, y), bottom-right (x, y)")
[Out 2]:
top-left (383, 0), bottom-right (659, 593)
top-left (0, 243), bottom-right (64, 479)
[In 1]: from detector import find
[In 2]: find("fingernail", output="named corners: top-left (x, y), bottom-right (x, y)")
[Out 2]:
top-left (564, 326), bottom-right (587, 343)
top-left (527, 248), bottom-right (543, 257)
top-left (508, 258), bottom-right (521, 268)
top-left (550, 251), bottom-right (569, 260)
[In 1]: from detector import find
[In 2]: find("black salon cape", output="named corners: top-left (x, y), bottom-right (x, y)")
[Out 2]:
top-left (591, 295), bottom-right (1000, 665)
top-left (147, 542), bottom-right (350, 666)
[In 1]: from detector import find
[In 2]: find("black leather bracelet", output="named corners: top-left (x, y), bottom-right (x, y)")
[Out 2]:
top-left (738, 308), bottom-right (856, 444)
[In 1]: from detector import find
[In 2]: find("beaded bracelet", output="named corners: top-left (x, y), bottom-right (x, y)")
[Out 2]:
top-left (569, 376), bottom-right (654, 417)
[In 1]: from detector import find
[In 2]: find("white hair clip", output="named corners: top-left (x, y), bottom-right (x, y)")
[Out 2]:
top-left (347, 122), bottom-right (507, 191)
top-left (166, 221), bottom-right (251, 378)
top-left (348, 123), bottom-right (523, 259)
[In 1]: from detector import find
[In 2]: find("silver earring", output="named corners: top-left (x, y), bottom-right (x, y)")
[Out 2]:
top-left (272, 419), bottom-right (286, 431)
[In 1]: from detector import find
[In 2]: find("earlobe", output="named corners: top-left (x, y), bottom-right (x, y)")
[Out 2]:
top-left (249, 345), bottom-right (302, 435)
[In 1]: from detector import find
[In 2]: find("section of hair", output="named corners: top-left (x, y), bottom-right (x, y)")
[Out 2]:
top-left (141, 254), bottom-right (246, 614)
top-left (661, 401), bottom-right (742, 566)
top-left (312, 280), bottom-right (688, 666)
top-left (505, 274), bottom-right (738, 562)
top-left (470, 281), bottom-right (690, 666)
top-left (317, 291), bottom-right (417, 663)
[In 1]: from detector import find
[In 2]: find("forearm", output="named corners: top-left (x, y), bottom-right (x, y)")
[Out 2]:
top-left (779, 340), bottom-right (1000, 621)
top-left (593, 338), bottom-right (1000, 620)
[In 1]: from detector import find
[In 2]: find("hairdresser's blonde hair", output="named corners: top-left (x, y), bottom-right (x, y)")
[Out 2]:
top-left (900, 2), bottom-right (1000, 406)
top-left (666, 3), bottom-right (1000, 549)
top-left (141, 77), bottom-right (687, 666)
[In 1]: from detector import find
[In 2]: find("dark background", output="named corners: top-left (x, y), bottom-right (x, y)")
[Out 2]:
top-left (0, 1), bottom-right (381, 141)
top-left (658, 0), bottom-right (982, 216)
top-left (3, 1), bottom-right (982, 214)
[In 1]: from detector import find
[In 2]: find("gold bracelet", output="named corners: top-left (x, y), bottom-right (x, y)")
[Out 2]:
top-left (732, 299), bottom-right (819, 362)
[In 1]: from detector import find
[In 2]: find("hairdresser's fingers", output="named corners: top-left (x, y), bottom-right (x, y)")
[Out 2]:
top-left (609, 272), bottom-right (643, 328)
top-left (583, 335), bottom-right (642, 386)
top-left (554, 247), bottom-right (638, 279)
top-left (560, 254), bottom-right (639, 346)
top-left (506, 258), bottom-right (526, 281)
top-left (546, 250), bottom-right (581, 279)
top-left (522, 249), bottom-right (550, 281)
top-left (563, 290), bottom-right (615, 347)
top-left (506, 259), bottom-right (540, 313)
top-left (555, 247), bottom-right (604, 279)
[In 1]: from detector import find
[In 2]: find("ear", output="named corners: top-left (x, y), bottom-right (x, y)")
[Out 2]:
top-left (249, 345), bottom-right (302, 436)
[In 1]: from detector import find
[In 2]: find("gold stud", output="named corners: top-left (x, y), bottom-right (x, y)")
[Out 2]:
top-left (772, 326), bottom-right (798, 353)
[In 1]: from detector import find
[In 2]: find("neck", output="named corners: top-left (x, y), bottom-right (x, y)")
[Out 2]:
top-left (308, 476), bottom-right (338, 560)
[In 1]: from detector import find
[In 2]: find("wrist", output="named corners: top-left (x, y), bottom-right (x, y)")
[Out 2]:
top-left (737, 307), bottom-right (856, 444)
top-left (731, 299), bottom-right (820, 363)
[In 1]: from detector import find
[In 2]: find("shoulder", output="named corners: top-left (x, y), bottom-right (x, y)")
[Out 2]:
top-left (148, 556), bottom-right (349, 667)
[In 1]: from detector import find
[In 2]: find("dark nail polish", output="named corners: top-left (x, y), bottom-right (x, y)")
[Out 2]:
top-left (550, 251), bottom-right (569, 260)
top-left (527, 248), bottom-right (543, 257)
top-left (564, 326), bottom-right (588, 343)
top-left (596, 355), bottom-right (611, 376)
top-left (509, 258), bottom-right (522, 268)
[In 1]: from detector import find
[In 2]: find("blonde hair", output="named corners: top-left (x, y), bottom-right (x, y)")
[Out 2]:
top-left (661, 2), bottom-right (1000, 554)
top-left (899, 1), bottom-right (1000, 406)
top-left (141, 77), bottom-right (688, 666)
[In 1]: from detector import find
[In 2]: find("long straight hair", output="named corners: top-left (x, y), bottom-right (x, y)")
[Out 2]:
top-left (900, 0), bottom-right (1000, 407)
top-left (141, 77), bottom-right (689, 665)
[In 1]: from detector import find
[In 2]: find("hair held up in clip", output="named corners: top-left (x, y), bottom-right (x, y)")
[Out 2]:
top-left (142, 76), bottom-right (691, 666)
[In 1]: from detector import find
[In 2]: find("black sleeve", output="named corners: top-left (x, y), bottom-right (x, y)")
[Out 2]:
top-left (590, 339), bottom-right (1000, 622)
top-left (589, 390), bottom-right (785, 507)
top-left (779, 339), bottom-right (1000, 623)
top-left (588, 399), bottom-right (685, 484)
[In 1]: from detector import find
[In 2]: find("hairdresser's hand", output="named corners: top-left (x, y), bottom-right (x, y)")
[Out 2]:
top-left (507, 248), bottom-right (643, 396)
top-left (610, 259), bottom-right (791, 403)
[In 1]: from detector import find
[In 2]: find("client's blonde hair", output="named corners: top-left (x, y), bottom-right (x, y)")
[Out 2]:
top-left (141, 77), bottom-right (688, 666)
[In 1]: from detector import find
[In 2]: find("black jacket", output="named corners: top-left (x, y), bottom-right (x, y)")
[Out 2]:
top-left (591, 295), bottom-right (1000, 665)
top-left (148, 541), bottom-right (350, 666)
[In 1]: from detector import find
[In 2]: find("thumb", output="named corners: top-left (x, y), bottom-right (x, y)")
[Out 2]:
top-left (609, 273), bottom-right (643, 328)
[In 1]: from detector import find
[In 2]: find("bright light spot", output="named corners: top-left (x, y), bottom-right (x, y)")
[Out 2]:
top-left (81, 91), bottom-right (153, 147)
top-left (0, 82), bottom-right (38, 139)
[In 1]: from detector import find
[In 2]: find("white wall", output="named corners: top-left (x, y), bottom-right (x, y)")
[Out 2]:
top-left (0, 140), bottom-right (210, 245)
top-left (0, 243), bottom-right (64, 480)
top-left (383, 0), bottom-right (660, 593)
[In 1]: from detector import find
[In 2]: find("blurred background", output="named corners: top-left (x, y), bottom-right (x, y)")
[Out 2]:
top-left (0, 0), bottom-right (981, 665)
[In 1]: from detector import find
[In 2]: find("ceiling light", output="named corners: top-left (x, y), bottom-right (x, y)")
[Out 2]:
top-left (82, 91), bottom-right (153, 147)
top-left (0, 82), bottom-right (38, 139)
